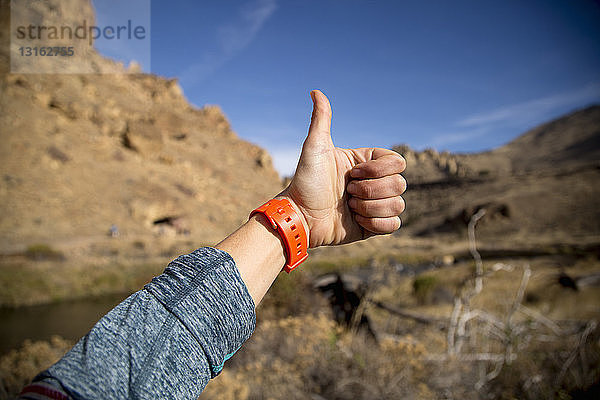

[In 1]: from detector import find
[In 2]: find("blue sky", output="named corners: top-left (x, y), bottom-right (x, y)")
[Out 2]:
top-left (96, 0), bottom-right (600, 176)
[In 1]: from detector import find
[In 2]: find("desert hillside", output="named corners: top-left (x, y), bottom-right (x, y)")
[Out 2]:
top-left (0, 0), bottom-right (283, 254)
top-left (0, 0), bottom-right (598, 297)
top-left (1, 0), bottom-right (599, 262)
top-left (396, 105), bottom-right (600, 246)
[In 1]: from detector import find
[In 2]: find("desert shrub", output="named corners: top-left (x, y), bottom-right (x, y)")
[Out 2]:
top-left (304, 259), bottom-right (341, 274)
top-left (200, 314), bottom-right (433, 400)
top-left (0, 336), bottom-right (73, 399)
top-left (258, 272), bottom-right (329, 319)
top-left (304, 254), bottom-right (378, 275)
top-left (412, 275), bottom-right (438, 304)
top-left (486, 325), bottom-right (600, 400)
top-left (24, 244), bottom-right (64, 261)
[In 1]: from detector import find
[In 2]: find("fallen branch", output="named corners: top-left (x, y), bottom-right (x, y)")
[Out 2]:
top-left (518, 304), bottom-right (563, 336)
top-left (423, 353), bottom-right (517, 362)
top-left (557, 320), bottom-right (598, 387)
top-left (370, 300), bottom-right (447, 326)
top-left (468, 208), bottom-right (486, 295)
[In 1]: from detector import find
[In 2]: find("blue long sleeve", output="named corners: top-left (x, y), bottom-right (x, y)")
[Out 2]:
top-left (21, 247), bottom-right (256, 400)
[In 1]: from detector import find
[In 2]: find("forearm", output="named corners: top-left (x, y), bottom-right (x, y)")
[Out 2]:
top-left (216, 214), bottom-right (285, 306)
top-left (23, 248), bottom-right (256, 400)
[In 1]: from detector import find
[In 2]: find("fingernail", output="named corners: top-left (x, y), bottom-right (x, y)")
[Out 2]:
top-left (351, 168), bottom-right (365, 178)
top-left (347, 181), bottom-right (356, 193)
top-left (348, 197), bottom-right (357, 208)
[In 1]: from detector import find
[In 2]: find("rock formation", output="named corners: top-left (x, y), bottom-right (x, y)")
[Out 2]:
top-left (0, 0), bottom-right (283, 251)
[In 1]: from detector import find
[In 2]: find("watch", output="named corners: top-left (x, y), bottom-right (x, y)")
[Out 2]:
top-left (250, 198), bottom-right (309, 273)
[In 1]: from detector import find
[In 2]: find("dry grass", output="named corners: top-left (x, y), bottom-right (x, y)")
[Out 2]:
top-left (201, 236), bottom-right (600, 400)
top-left (1, 250), bottom-right (598, 399)
top-left (0, 260), bottom-right (164, 307)
top-left (200, 314), bottom-right (433, 400)
top-left (1, 230), bottom-right (599, 400)
top-left (0, 336), bottom-right (73, 399)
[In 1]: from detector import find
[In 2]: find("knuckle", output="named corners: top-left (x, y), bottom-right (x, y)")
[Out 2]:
top-left (393, 197), bottom-right (405, 214)
top-left (357, 199), bottom-right (370, 214)
top-left (376, 218), bottom-right (393, 233)
top-left (374, 219), bottom-right (392, 234)
top-left (396, 174), bottom-right (407, 193)
top-left (366, 161), bottom-right (383, 177)
top-left (372, 163), bottom-right (384, 176)
top-left (397, 155), bottom-right (406, 172)
top-left (386, 217), bottom-right (397, 232)
top-left (381, 217), bottom-right (398, 233)
top-left (360, 163), bottom-right (375, 177)
top-left (399, 197), bottom-right (406, 213)
top-left (366, 220), bottom-right (381, 233)
top-left (361, 182), bottom-right (375, 198)
top-left (379, 158), bottom-right (396, 176)
top-left (351, 181), bottom-right (364, 197)
top-left (314, 102), bottom-right (331, 117)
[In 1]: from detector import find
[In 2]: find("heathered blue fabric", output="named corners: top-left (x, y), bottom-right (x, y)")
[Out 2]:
top-left (31, 247), bottom-right (256, 400)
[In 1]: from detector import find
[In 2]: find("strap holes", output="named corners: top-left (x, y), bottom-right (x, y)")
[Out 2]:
top-left (285, 217), bottom-right (291, 222)
top-left (291, 224), bottom-right (296, 231)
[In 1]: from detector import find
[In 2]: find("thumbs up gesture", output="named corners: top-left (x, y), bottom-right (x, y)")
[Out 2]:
top-left (281, 90), bottom-right (407, 248)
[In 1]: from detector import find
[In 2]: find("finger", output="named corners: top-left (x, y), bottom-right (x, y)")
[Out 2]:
top-left (348, 196), bottom-right (405, 218)
top-left (350, 149), bottom-right (405, 178)
top-left (305, 90), bottom-right (332, 144)
top-left (296, 90), bottom-right (334, 171)
top-left (346, 174), bottom-right (407, 199)
top-left (354, 214), bottom-right (401, 234)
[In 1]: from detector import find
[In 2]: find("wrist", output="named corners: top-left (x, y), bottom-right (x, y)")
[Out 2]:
top-left (275, 191), bottom-right (310, 246)
top-left (252, 195), bottom-right (309, 272)
top-left (216, 213), bottom-right (288, 305)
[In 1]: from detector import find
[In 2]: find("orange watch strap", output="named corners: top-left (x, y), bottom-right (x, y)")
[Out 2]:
top-left (250, 198), bottom-right (309, 273)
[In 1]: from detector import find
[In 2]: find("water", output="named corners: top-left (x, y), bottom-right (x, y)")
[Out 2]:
top-left (0, 262), bottom-right (446, 356)
top-left (0, 293), bottom-right (130, 356)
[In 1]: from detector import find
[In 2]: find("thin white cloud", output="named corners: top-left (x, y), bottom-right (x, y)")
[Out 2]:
top-left (457, 82), bottom-right (600, 128)
top-left (427, 82), bottom-right (600, 149)
top-left (218, 0), bottom-right (277, 54)
top-left (179, 0), bottom-right (277, 86)
top-left (429, 127), bottom-right (488, 148)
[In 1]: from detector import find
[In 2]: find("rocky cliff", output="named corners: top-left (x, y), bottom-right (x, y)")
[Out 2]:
top-left (0, 0), bottom-right (283, 252)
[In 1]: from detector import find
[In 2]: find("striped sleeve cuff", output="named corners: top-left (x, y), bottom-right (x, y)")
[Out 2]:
top-left (18, 381), bottom-right (70, 400)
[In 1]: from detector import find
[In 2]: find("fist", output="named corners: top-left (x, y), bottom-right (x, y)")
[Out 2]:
top-left (281, 90), bottom-right (406, 248)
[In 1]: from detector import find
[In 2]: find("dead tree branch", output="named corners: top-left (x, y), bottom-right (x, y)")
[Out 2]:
top-left (370, 300), bottom-right (447, 326)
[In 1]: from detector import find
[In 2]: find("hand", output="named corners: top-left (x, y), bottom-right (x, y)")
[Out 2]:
top-left (281, 90), bottom-right (406, 248)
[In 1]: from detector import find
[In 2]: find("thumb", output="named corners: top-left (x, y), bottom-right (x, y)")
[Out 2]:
top-left (303, 90), bottom-right (333, 152)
